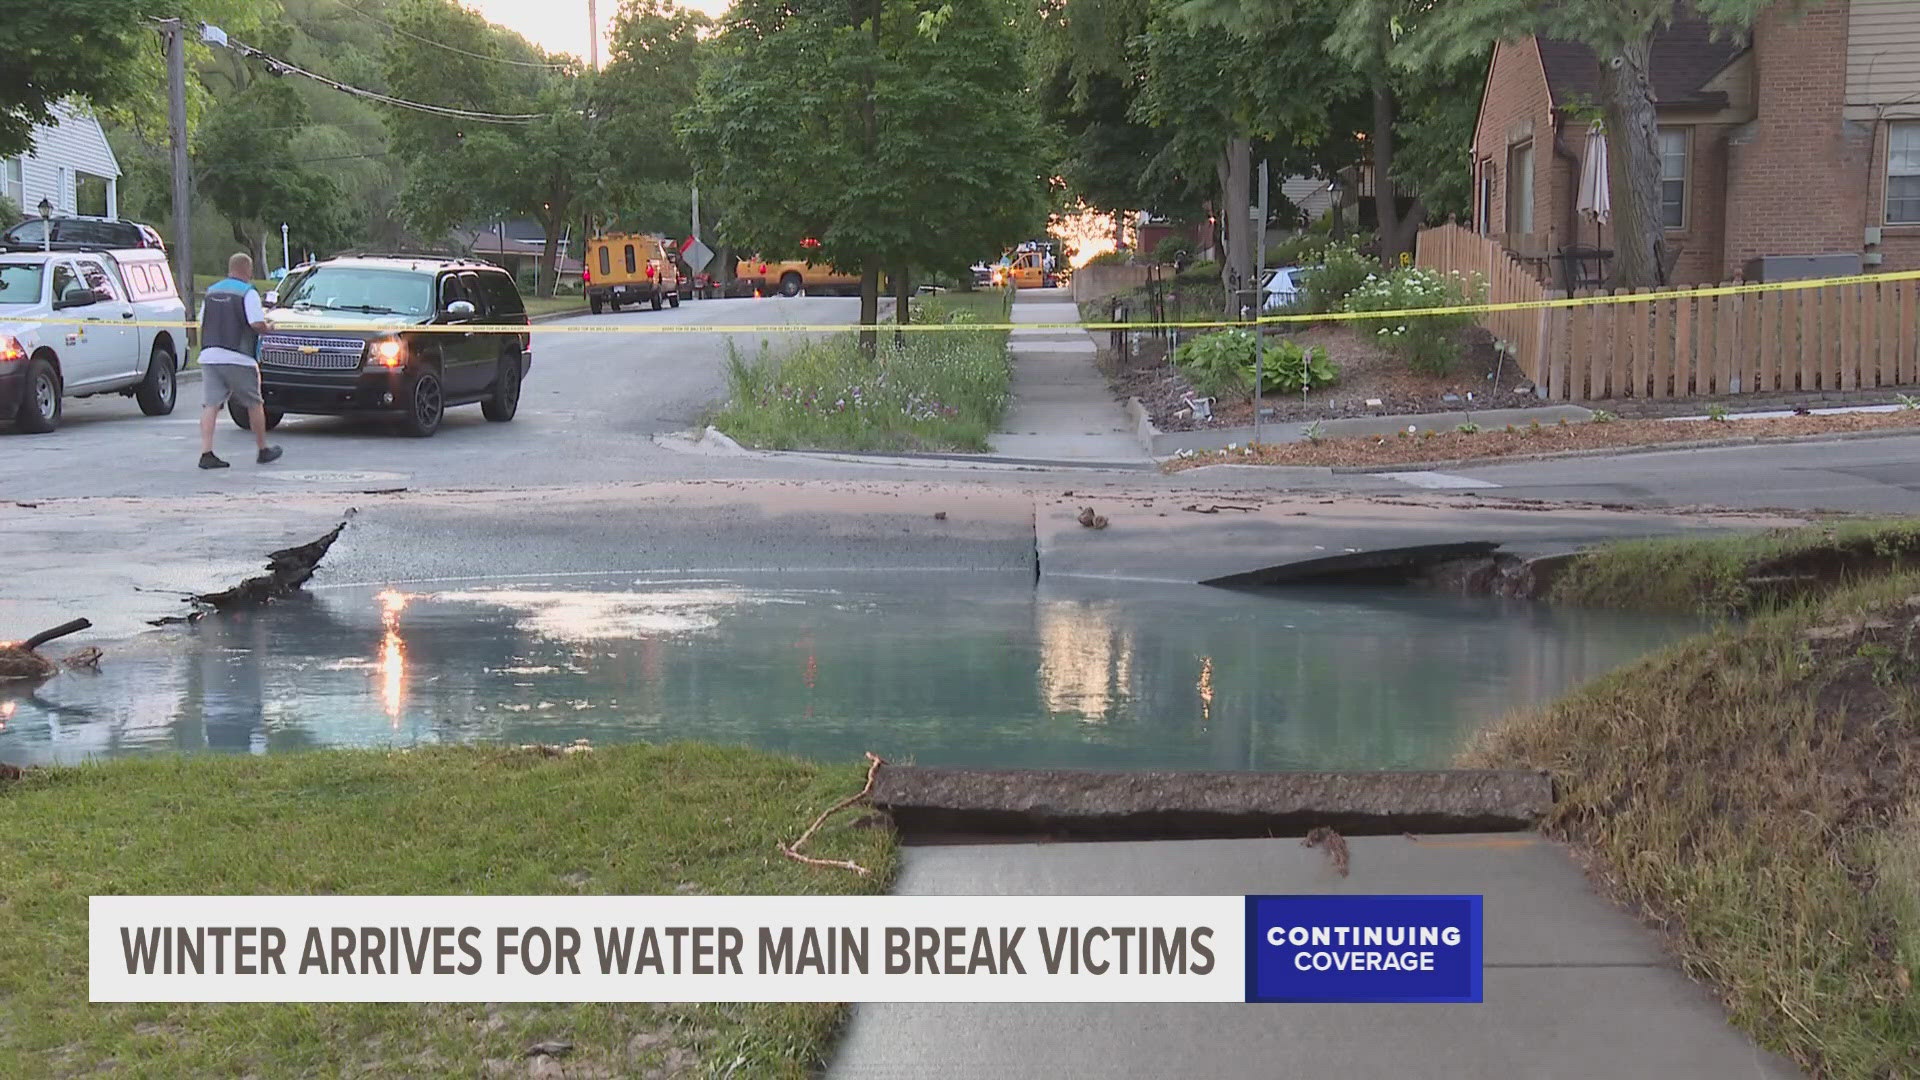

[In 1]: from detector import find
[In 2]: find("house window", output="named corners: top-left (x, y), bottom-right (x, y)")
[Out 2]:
top-left (1505, 142), bottom-right (1533, 236)
top-left (1659, 128), bottom-right (1689, 229)
top-left (1889, 122), bottom-right (1920, 225)
top-left (2, 157), bottom-right (20, 208)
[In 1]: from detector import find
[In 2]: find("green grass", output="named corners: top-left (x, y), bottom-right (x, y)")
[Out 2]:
top-left (709, 290), bottom-right (1014, 453)
top-left (0, 743), bottom-right (893, 1078)
top-left (523, 294), bottom-right (587, 319)
top-left (1549, 519), bottom-right (1920, 614)
top-left (191, 274), bottom-right (276, 296)
top-left (1464, 572), bottom-right (1920, 1078)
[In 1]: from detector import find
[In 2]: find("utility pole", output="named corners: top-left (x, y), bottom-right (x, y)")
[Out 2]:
top-left (162, 19), bottom-right (193, 320)
top-left (690, 185), bottom-right (700, 240)
top-left (587, 0), bottom-right (599, 70)
top-left (1253, 157), bottom-right (1268, 446)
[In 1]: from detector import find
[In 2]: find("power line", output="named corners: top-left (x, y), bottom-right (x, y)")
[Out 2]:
top-left (207, 27), bottom-right (544, 124)
top-left (334, 0), bottom-right (569, 70)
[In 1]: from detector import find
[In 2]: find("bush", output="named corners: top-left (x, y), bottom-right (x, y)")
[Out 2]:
top-left (0, 195), bottom-right (18, 225)
top-left (1173, 330), bottom-right (1336, 399)
top-left (1297, 243), bottom-right (1378, 313)
top-left (1341, 266), bottom-right (1485, 376)
top-left (1174, 258), bottom-right (1219, 285)
top-left (1152, 234), bottom-right (1195, 266)
top-left (1082, 249), bottom-right (1134, 268)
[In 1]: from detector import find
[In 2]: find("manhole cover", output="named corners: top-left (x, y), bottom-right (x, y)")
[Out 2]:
top-left (264, 470), bottom-right (408, 484)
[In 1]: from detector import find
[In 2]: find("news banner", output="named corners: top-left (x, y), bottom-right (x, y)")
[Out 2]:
top-left (91, 894), bottom-right (1482, 1004)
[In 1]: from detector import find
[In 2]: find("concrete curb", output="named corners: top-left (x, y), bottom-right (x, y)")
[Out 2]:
top-left (1324, 423), bottom-right (1920, 474)
top-left (529, 306), bottom-right (589, 323)
top-left (871, 765), bottom-right (1555, 840)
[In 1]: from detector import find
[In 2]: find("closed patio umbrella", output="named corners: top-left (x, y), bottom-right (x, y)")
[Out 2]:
top-left (1576, 121), bottom-right (1610, 246)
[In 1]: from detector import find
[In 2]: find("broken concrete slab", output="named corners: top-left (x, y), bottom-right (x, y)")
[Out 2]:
top-left (870, 765), bottom-right (1554, 840)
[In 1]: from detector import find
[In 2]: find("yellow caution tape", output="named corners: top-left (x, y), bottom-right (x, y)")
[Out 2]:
top-left (6, 267), bottom-right (1918, 335)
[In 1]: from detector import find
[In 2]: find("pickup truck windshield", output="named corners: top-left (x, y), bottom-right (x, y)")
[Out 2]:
top-left (0, 264), bottom-right (43, 304)
top-left (278, 268), bottom-right (432, 316)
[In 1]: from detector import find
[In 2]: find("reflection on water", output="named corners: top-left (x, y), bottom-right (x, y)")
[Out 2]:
top-left (0, 575), bottom-right (1710, 771)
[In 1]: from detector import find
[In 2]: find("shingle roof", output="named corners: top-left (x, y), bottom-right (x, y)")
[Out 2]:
top-left (1537, 13), bottom-right (1746, 109)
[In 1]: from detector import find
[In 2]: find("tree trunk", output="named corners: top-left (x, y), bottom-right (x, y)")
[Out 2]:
top-left (893, 263), bottom-right (910, 324)
top-left (539, 225), bottom-right (561, 298)
top-left (1369, 71), bottom-right (1414, 265)
top-left (859, 265), bottom-right (879, 354)
top-left (1218, 137), bottom-right (1254, 312)
top-left (1601, 36), bottom-right (1667, 288)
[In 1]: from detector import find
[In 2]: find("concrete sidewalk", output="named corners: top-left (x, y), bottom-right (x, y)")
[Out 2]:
top-left (989, 289), bottom-right (1146, 465)
top-left (829, 835), bottom-right (1803, 1079)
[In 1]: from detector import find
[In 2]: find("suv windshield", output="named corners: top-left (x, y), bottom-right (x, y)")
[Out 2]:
top-left (0, 263), bottom-right (44, 304)
top-left (277, 267), bottom-right (433, 316)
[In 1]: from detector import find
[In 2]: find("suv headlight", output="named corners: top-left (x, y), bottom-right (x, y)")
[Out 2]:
top-left (369, 337), bottom-right (403, 366)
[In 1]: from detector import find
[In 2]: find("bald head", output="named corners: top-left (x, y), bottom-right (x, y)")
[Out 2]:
top-left (228, 252), bottom-right (253, 280)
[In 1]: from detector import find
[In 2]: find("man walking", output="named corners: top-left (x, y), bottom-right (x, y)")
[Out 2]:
top-left (198, 252), bottom-right (283, 469)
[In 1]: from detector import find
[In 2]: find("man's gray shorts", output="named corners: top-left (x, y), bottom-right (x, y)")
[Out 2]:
top-left (201, 363), bottom-right (263, 409)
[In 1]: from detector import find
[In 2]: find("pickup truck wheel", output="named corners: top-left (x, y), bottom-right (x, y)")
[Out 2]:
top-left (398, 371), bottom-right (443, 437)
top-left (668, 291), bottom-right (680, 309)
top-left (589, 294), bottom-right (604, 315)
top-left (651, 289), bottom-right (663, 311)
top-left (15, 356), bottom-right (60, 433)
top-left (482, 352), bottom-right (521, 422)
top-left (227, 400), bottom-right (283, 431)
top-left (779, 273), bottom-right (803, 298)
top-left (136, 342), bottom-right (177, 415)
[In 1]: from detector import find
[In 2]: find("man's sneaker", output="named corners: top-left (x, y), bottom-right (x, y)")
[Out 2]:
top-left (257, 445), bottom-right (283, 465)
top-left (198, 452), bottom-right (229, 470)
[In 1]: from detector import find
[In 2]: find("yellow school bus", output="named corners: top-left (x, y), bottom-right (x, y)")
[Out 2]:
top-left (582, 233), bottom-right (683, 313)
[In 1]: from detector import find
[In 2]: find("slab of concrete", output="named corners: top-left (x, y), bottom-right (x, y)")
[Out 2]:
top-left (991, 294), bottom-right (1147, 464)
top-left (872, 766), bottom-right (1553, 839)
top-left (828, 836), bottom-right (1804, 1079)
top-left (1034, 491), bottom-right (1801, 585)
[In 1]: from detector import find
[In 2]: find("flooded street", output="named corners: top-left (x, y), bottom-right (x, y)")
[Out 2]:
top-left (0, 574), bottom-right (1705, 771)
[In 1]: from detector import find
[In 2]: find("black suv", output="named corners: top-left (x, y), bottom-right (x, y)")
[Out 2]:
top-left (2, 215), bottom-right (166, 252)
top-left (247, 255), bottom-right (530, 437)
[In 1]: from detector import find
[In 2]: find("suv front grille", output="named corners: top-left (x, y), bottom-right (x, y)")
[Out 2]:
top-left (260, 335), bottom-right (365, 371)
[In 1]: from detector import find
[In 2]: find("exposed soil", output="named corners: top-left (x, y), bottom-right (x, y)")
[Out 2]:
top-left (1166, 408), bottom-right (1920, 471)
top-left (1108, 323), bottom-right (1539, 432)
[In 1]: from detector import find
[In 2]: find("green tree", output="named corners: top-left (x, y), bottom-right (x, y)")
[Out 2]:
top-left (381, 0), bottom-right (592, 297)
top-left (597, 0), bottom-right (711, 237)
top-left (1402, 0), bottom-right (1789, 287)
top-left (684, 0), bottom-right (1049, 332)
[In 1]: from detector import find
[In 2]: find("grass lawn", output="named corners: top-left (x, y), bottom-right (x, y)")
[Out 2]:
top-left (524, 294), bottom-right (588, 319)
top-left (709, 290), bottom-right (1014, 453)
top-left (0, 743), bottom-right (893, 1077)
top-left (1466, 569), bottom-right (1920, 1077)
top-left (1547, 519), bottom-right (1920, 614)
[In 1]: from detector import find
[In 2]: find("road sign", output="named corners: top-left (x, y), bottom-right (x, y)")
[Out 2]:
top-left (681, 237), bottom-right (715, 274)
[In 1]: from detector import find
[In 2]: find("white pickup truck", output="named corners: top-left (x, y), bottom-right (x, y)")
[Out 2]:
top-left (0, 248), bottom-right (187, 433)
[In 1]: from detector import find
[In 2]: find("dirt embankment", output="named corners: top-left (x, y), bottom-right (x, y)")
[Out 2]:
top-left (1467, 524), bottom-right (1920, 1077)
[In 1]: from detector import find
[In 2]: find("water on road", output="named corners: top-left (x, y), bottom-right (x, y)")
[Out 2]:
top-left (0, 574), bottom-right (1705, 771)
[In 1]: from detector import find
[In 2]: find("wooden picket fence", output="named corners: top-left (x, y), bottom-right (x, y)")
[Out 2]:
top-left (1412, 223), bottom-right (1554, 390)
top-left (1415, 224), bottom-right (1920, 402)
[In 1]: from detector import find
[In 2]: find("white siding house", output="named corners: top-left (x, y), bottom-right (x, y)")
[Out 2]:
top-left (2, 102), bottom-right (120, 221)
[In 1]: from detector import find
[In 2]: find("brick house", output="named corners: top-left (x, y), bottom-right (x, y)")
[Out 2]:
top-left (1471, 0), bottom-right (1920, 288)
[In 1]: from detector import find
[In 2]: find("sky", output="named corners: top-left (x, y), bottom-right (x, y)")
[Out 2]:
top-left (466, 0), bottom-right (732, 65)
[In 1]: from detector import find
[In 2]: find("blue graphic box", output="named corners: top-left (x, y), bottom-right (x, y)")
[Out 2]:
top-left (1245, 894), bottom-right (1484, 1003)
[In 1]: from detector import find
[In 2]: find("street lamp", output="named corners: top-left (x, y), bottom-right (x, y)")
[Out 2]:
top-left (36, 197), bottom-right (51, 252)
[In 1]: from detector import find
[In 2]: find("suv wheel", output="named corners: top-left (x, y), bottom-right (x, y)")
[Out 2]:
top-left (15, 356), bottom-right (60, 433)
top-left (399, 371), bottom-right (444, 437)
top-left (137, 341), bottom-right (177, 416)
top-left (779, 273), bottom-right (803, 298)
top-left (227, 401), bottom-right (283, 431)
top-left (651, 289), bottom-right (663, 311)
top-left (482, 353), bottom-right (521, 422)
